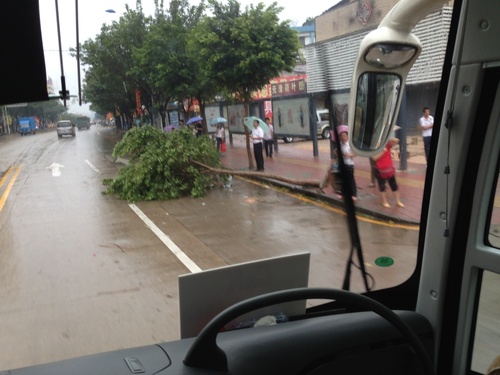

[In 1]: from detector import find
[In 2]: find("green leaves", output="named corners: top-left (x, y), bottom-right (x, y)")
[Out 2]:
top-left (80, 4), bottom-right (150, 117)
top-left (80, 0), bottom-right (299, 125)
top-left (191, 0), bottom-right (300, 101)
top-left (104, 126), bottom-right (224, 201)
top-left (7, 100), bottom-right (67, 123)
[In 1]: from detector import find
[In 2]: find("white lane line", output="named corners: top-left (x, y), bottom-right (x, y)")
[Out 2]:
top-left (128, 203), bottom-right (202, 273)
top-left (85, 160), bottom-right (100, 173)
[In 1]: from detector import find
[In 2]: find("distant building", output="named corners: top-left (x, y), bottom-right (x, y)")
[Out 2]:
top-left (293, 24), bottom-right (316, 47)
top-left (291, 24), bottom-right (316, 76)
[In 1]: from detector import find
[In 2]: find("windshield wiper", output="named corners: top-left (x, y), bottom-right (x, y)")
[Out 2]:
top-left (327, 90), bottom-right (373, 293)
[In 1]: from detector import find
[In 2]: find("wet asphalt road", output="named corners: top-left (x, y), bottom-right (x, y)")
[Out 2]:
top-left (0, 126), bottom-right (418, 370)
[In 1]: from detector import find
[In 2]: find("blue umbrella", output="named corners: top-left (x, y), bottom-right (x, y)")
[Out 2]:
top-left (186, 116), bottom-right (203, 125)
top-left (243, 116), bottom-right (270, 134)
top-left (209, 117), bottom-right (227, 126)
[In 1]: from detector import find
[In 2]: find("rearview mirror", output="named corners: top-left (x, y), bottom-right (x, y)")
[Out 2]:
top-left (351, 72), bottom-right (401, 152)
top-left (347, 0), bottom-right (429, 156)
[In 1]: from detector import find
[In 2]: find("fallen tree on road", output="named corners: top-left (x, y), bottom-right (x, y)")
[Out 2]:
top-left (103, 126), bottom-right (321, 202)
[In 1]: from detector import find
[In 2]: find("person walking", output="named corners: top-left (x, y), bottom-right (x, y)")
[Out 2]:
top-left (249, 119), bottom-right (265, 171)
top-left (334, 125), bottom-right (357, 200)
top-left (419, 106), bottom-right (434, 162)
top-left (264, 117), bottom-right (274, 158)
top-left (372, 138), bottom-right (405, 208)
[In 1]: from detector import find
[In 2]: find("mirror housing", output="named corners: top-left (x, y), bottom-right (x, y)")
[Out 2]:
top-left (348, 0), bottom-right (450, 156)
top-left (348, 0), bottom-right (432, 156)
top-left (364, 43), bottom-right (418, 69)
top-left (349, 26), bottom-right (421, 156)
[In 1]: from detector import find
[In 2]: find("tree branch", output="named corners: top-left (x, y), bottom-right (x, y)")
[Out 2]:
top-left (192, 160), bottom-right (320, 188)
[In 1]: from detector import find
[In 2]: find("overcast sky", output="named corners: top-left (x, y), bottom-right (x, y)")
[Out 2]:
top-left (39, 0), bottom-right (340, 115)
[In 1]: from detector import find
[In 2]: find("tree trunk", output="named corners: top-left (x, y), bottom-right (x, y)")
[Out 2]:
top-left (192, 161), bottom-right (320, 188)
top-left (198, 97), bottom-right (207, 134)
top-left (160, 110), bottom-right (166, 129)
top-left (159, 99), bottom-right (169, 129)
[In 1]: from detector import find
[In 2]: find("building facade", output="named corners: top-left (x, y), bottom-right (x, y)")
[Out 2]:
top-left (291, 24), bottom-right (316, 76)
top-left (307, 0), bottom-right (453, 133)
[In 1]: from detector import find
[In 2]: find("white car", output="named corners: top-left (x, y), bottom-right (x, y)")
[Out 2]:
top-left (56, 120), bottom-right (75, 138)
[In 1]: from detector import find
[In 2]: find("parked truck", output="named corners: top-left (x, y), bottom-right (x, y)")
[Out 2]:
top-left (19, 117), bottom-right (36, 135)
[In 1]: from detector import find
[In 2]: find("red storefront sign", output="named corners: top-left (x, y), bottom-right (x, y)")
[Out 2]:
top-left (252, 75), bottom-right (307, 100)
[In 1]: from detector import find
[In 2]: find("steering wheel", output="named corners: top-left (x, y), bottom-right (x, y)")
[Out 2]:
top-left (183, 287), bottom-right (434, 375)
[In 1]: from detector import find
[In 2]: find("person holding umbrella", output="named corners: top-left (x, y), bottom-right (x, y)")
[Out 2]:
top-left (249, 119), bottom-right (265, 171)
top-left (186, 116), bottom-right (204, 137)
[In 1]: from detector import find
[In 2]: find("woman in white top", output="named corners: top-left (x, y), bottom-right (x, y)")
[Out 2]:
top-left (215, 123), bottom-right (225, 152)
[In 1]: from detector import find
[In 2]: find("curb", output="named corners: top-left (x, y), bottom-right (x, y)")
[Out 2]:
top-left (248, 176), bottom-right (420, 226)
top-left (108, 154), bottom-right (419, 226)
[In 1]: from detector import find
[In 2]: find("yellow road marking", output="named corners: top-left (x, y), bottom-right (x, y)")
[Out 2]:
top-left (237, 176), bottom-right (419, 231)
top-left (0, 165), bottom-right (15, 189)
top-left (0, 165), bottom-right (22, 212)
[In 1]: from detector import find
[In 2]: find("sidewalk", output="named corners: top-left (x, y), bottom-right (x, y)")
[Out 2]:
top-left (220, 136), bottom-right (428, 225)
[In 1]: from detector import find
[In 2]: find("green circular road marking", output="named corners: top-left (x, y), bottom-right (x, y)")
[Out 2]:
top-left (375, 256), bottom-right (394, 267)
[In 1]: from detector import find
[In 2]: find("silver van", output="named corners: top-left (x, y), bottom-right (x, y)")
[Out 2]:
top-left (282, 109), bottom-right (331, 143)
top-left (316, 109), bottom-right (331, 139)
top-left (56, 120), bottom-right (75, 138)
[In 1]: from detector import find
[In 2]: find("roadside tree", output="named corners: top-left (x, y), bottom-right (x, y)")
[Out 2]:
top-left (6, 100), bottom-right (67, 126)
top-left (80, 2), bottom-right (150, 127)
top-left (190, 0), bottom-right (299, 168)
top-left (130, 0), bottom-right (206, 128)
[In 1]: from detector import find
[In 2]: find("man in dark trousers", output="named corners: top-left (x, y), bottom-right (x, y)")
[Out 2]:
top-left (264, 117), bottom-right (274, 158)
top-left (194, 121), bottom-right (203, 137)
top-left (249, 119), bottom-right (265, 171)
top-left (418, 107), bottom-right (434, 163)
